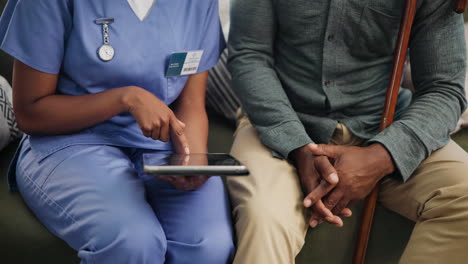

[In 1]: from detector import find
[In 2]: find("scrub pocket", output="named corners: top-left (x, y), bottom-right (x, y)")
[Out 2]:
top-left (14, 138), bottom-right (91, 190)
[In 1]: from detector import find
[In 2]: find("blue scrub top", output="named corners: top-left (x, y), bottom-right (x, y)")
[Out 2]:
top-left (0, 0), bottom-right (224, 161)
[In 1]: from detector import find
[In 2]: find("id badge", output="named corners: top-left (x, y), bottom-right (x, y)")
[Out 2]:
top-left (165, 50), bottom-right (204, 77)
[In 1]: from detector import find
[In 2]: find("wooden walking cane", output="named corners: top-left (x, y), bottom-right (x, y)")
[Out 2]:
top-left (351, 1), bottom-right (418, 263)
top-left (353, 1), bottom-right (468, 263)
top-left (456, 0), bottom-right (468, 13)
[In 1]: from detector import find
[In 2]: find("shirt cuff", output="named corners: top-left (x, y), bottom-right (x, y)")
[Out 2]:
top-left (260, 120), bottom-right (313, 159)
top-left (367, 122), bottom-right (429, 182)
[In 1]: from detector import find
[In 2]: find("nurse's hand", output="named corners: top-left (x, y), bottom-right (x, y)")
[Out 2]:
top-left (158, 154), bottom-right (210, 190)
top-left (159, 176), bottom-right (210, 191)
top-left (124, 86), bottom-right (190, 154)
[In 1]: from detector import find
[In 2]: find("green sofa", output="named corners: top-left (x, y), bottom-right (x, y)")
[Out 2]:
top-left (1, 1), bottom-right (468, 263)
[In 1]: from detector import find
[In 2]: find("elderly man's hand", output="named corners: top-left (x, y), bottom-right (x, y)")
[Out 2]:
top-left (307, 143), bottom-right (395, 227)
top-left (291, 144), bottom-right (352, 228)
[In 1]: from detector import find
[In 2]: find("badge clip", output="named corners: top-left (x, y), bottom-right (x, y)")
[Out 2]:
top-left (95, 18), bottom-right (115, 25)
top-left (95, 18), bottom-right (115, 62)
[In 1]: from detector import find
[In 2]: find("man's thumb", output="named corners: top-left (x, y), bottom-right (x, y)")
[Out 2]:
top-left (308, 144), bottom-right (338, 158)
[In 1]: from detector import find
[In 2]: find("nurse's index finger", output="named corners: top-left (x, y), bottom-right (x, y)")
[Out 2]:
top-left (170, 116), bottom-right (190, 154)
top-left (170, 116), bottom-right (185, 136)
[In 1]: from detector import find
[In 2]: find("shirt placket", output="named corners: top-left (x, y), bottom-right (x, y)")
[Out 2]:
top-left (321, 0), bottom-right (346, 113)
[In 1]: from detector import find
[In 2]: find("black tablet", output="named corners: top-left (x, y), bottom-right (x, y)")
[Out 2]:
top-left (143, 153), bottom-right (249, 176)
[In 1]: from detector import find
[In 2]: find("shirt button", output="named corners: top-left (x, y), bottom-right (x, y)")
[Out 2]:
top-left (327, 34), bottom-right (335, 41)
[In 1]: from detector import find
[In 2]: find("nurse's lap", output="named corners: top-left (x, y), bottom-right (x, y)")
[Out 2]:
top-left (16, 142), bottom-right (233, 248)
top-left (15, 143), bottom-right (161, 250)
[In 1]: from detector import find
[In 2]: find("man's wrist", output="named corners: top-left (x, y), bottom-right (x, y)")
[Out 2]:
top-left (368, 143), bottom-right (396, 175)
top-left (289, 144), bottom-right (311, 164)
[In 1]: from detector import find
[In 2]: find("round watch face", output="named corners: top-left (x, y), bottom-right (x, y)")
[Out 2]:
top-left (98, 44), bottom-right (115, 62)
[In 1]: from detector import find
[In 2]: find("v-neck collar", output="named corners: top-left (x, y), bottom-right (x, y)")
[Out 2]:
top-left (127, 0), bottom-right (156, 22)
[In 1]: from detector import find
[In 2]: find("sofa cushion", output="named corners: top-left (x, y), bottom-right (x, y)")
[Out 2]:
top-left (0, 76), bottom-right (22, 151)
top-left (206, 49), bottom-right (241, 123)
top-left (205, 0), bottom-right (241, 123)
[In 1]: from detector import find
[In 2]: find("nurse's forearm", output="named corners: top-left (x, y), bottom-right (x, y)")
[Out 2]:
top-left (175, 107), bottom-right (208, 154)
top-left (15, 87), bottom-right (135, 135)
top-left (13, 61), bottom-right (189, 148)
top-left (172, 72), bottom-right (209, 153)
top-left (12, 60), bottom-right (132, 135)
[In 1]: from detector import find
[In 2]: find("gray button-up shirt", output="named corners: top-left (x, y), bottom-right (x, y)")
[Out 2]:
top-left (228, 0), bottom-right (467, 181)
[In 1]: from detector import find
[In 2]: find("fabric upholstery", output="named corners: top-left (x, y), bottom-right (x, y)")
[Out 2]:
top-left (205, 0), bottom-right (241, 123)
top-left (206, 49), bottom-right (240, 123)
top-left (0, 76), bottom-right (21, 151)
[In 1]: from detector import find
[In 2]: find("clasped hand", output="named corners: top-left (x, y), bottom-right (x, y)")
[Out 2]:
top-left (291, 143), bottom-right (395, 228)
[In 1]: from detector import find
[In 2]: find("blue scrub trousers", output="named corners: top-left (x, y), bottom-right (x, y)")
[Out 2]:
top-left (15, 138), bottom-right (235, 264)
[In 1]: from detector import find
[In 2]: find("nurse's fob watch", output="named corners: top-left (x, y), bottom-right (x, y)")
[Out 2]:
top-left (95, 18), bottom-right (115, 62)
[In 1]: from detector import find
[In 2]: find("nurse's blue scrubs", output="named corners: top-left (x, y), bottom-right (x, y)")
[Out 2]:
top-left (0, 0), bottom-right (234, 263)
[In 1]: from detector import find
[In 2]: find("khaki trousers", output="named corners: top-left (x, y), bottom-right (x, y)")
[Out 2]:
top-left (227, 114), bottom-right (468, 264)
